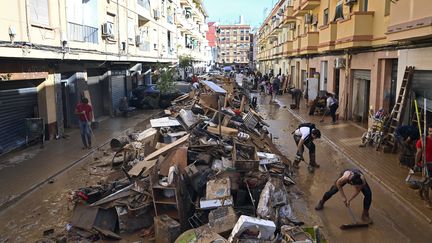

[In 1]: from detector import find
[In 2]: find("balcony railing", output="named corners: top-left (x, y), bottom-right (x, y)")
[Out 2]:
top-left (300, 32), bottom-right (319, 54)
top-left (318, 22), bottom-right (337, 52)
top-left (139, 41), bottom-right (150, 52)
top-left (67, 22), bottom-right (98, 44)
top-left (335, 11), bottom-right (374, 49)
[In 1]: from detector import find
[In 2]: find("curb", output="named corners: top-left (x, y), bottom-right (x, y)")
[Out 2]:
top-left (0, 110), bottom-right (164, 213)
top-left (287, 108), bottom-right (432, 224)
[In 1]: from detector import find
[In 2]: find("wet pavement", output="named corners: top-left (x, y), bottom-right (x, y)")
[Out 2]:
top-left (0, 110), bottom-right (161, 211)
top-left (257, 93), bottom-right (432, 243)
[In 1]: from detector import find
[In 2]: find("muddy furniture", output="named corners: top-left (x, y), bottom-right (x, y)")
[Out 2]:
top-left (150, 170), bottom-right (186, 230)
top-left (233, 142), bottom-right (259, 171)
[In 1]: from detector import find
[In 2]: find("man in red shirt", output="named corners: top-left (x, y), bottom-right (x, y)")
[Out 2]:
top-left (415, 126), bottom-right (432, 177)
top-left (75, 98), bottom-right (93, 149)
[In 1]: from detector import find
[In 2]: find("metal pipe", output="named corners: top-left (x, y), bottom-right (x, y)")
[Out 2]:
top-left (24, 0), bottom-right (31, 43)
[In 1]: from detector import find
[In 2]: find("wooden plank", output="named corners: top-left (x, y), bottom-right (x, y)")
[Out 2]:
top-left (159, 147), bottom-right (188, 176)
top-left (128, 159), bottom-right (158, 176)
top-left (144, 134), bottom-right (190, 161)
top-left (239, 96), bottom-right (246, 112)
top-left (207, 126), bottom-right (238, 136)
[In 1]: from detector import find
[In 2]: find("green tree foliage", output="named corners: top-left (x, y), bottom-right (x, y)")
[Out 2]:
top-left (178, 55), bottom-right (194, 79)
top-left (154, 64), bottom-right (175, 94)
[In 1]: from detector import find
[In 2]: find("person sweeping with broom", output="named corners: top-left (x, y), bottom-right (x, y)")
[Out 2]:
top-left (75, 97), bottom-right (93, 149)
top-left (315, 168), bottom-right (373, 225)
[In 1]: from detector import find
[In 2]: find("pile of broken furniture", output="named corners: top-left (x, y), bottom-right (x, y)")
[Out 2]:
top-left (66, 75), bottom-right (327, 242)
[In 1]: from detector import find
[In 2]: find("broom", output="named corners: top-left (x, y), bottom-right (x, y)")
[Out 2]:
top-left (340, 206), bottom-right (370, 230)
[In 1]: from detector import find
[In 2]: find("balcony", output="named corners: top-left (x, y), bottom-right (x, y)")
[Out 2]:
top-left (386, 0), bottom-right (432, 42)
top-left (67, 22), bottom-right (98, 44)
top-left (300, 32), bottom-right (319, 55)
top-left (318, 22), bottom-right (337, 52)
top-left (292, 0), bottom-right (308, 17)
top-left (293, 37), bottom-right (301, 55)
top-left (282, 40), bottom-right (293, 57)
top-left (180, 0), bottom-right (192, 7)
top-left (281, 6), bottom-right (296, 28)
top-left (299, 0), bottom-right (321, 11)
top-left (335, 11), bottom-right (374, 49)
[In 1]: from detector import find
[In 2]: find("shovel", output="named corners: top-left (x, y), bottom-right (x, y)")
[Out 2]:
top-left (340, 206), bottom-right (370, 230)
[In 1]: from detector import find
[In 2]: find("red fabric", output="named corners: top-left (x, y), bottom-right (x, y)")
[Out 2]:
top-left (76, 103), bottom-right (92, 122)
top-left (192, 75), bottom-right (198, 83)
top-left (416, 136), bottom-right (432, 165)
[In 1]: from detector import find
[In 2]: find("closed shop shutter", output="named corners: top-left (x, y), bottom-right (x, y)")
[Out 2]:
top-left (111, 76), bottom-right (126, 114)
top-left (0, 87), bottom-right (38, 154)
top-left (87, 76), bottom-right (104, 118)
top-left (353, 70), bottom-right (371, 80)
top-left (412, 70), bottom-right (432, 112)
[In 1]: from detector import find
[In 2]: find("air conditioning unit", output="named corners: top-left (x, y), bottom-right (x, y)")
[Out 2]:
top-left (345, 0), bottom-right (357, 5)
top-left (102, 22), bottom-right (114, 37)
top-left (278, 8), bottom-right (284, 16)
top-left (335, 57), bottom-right (346, 69)
top-left (135, 35), bottom-right (141, 46)
top-left (153, 9), bottom-right (160, 19)
top-left (288, 23), bottom-right (296, 30)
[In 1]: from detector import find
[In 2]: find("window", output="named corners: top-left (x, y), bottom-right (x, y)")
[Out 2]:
top-left (29, 0), bottom-right (49, 26)
top-left (138, 0), bottom-right (150, 10)
top-left (240, 29), bottom-right (244, 34)
top-left (233, 30), bottom-right (237, 35)
top-left (240, 36), bottom-right (244, 41)
top-left (161, 0), bottom-right (165, 17)
top-left (323, 8), bottom-right (329, 25)
top-left (334, 1), bottom-right (344, 21)
top-left (233, 37), bottom-right (237, 41)
top-left (384, 0), bottom-right (391, 16)
top-left (245, 36), bottom-right (249, 41)
top-left (361, 0), bottom-right (368, 12)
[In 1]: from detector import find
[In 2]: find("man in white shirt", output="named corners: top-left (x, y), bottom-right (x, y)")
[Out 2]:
top-left (326, 93), bottom-right (339, 124)
top-left (293, 123), bottom-right (321, 172)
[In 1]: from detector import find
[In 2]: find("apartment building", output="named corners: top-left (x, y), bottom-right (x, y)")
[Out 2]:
top-left (0, 0), bottom-right (208, 154)
top-left (216, 24), bottom-right (251, 67)
top-left (257, 0), bottom-right (432, 125)
top-left (206, 22), bottom-right (218, 67)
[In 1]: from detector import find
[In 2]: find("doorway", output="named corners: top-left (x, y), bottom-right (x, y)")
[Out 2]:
top-left (352, 77), bottom-right (371, 126)
top-left (320, 61), bottom-right (328, 91)
top-left (334, 69), bottom-right (340, 98)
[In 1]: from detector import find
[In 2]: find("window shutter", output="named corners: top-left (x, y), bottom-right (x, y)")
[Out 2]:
top-left (29, 0), bottom-right (49, 26)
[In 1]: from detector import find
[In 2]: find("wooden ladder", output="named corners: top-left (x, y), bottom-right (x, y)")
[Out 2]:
top-left (379, 66), bottom-right (415, 151)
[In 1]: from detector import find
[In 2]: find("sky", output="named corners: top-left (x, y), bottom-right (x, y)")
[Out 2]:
top-left (203, 0), bottom-right (277, 29)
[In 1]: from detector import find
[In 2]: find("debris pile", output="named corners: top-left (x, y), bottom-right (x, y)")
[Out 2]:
top-left (62, 76), bottom-right (327, 242)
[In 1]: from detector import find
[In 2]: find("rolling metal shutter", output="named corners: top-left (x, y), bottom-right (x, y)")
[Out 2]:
top-left (0, 87), bottom-right (38, 154)
top-left (111, 76), bottom-right (126, 115)
top-left (353, 70), bottom-right (371, 80)
top-left (412, 70), bottom-right (432, 112)
top-left (87, 76), bottom-right (104, 118)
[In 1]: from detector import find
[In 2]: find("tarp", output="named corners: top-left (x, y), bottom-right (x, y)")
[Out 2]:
top-left (223, 66), bottom-right (233, 72)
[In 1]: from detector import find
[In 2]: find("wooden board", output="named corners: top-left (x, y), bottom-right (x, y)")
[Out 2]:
top-left (144, 134), bottom-right (190, 161)
top-left (128, 159), bottom-right (158, 177)
top-left (207, 126), bottom-right (238, 136)
top-left (159, 147), bottom-right (188, 176)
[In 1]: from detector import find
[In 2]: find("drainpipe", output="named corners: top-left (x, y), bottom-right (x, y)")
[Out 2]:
top-left (343, 51), bottom-right (351, 120)
top-left (24, 0), bottom-right (31, 43)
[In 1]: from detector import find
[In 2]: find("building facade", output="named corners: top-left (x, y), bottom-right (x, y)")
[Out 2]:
top-left (206, 21), bottom-right (218, 68)
top-left (0, 0), bottom-right (208, 154)
top-left (257, 0), bottom-right (432, 125)
top-left (216, 24), bottom-right (251, 67)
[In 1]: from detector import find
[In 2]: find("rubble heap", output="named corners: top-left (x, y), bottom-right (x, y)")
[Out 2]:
top-left (63, 75), bottom-right (327, 243)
